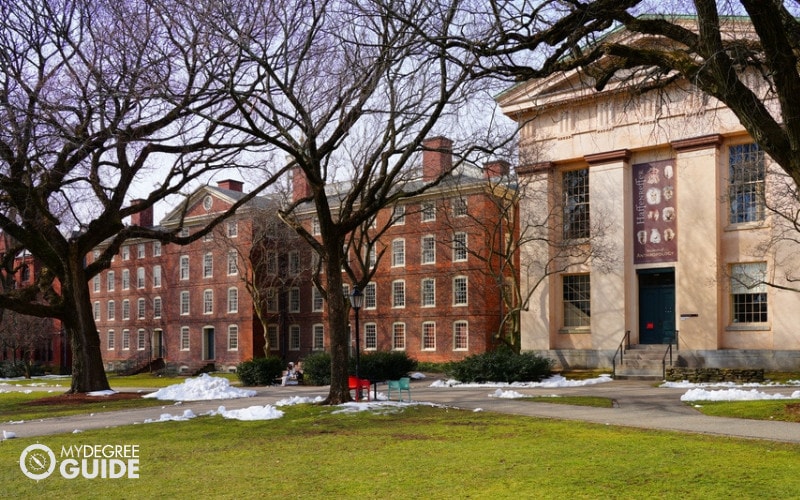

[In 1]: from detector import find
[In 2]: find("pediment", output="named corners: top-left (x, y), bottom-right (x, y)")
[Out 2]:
top-left (160, 185), bottom-right (242, 227)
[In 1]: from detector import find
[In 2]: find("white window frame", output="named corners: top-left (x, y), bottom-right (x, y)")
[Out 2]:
top-left (422, 321), bottom-right (436, 350)
top-left (180, 327), bottom-right (190, 351)
top-left (228, 287), bottom-right (239, 313)
top-left (228, 325), bottom-right (239, 351)
top-left (122, 269), bottom-right (130, 290)
top-left (421, 235), bottom-right (436, 264)
top-left (453, 276), bottom-right (468, 306)
top-left (289, 324), bottom-right (300, 350)
top-left (107, 330), bottom-right (115, 350)
top-left (454, 320), bottom-right (469, 350)
top-left (122, 299), bottom-right (130, 320)
top-left (453, 232), bottom-right (468, 262)
top-left (203, 253), bottom-right (213, 278)
top-left (180, 255), bottom-right (190, 280)
top-left (365, 323), bottom-right (377, 350)
top-left (137, 267), bottom-right (145, 289)
top-left (392, 280), bottom-right (405, 308)
top-left (392, 322), bottom-right (406, 351)
top-left (313, 324), bottom-right (325, 351)
top-left (203, 289), bottom-right (213, 314)
top-left (153, 265), bottom-right (161, 288)
top-left (180, 291), bottom-right (190, 315)
top-left (364, 282), bottom-right (377, 310)
top-left (422, 278), bottom-right (436, 307)
top-left (153, 297), bottom-right (162, 319)
top-left (137, 298), bottom-right (146, 320)
top-left (392, 238), bottom-right (405, 267)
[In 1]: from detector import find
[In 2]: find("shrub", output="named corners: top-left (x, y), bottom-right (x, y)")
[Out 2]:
top-left (301, 351), bottom-right (331, 386)
top-left (355, 351), bottom-right (417, 382)
top-left (236, 357), bottom-right (283, 386)
top-left (447, 347), bottom-right (553, 383)
top-left (0, 360), bottom-right (26, 378)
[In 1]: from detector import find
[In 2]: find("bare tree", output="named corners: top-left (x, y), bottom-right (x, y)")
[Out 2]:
top-left (452, 1), bottom-right (800, 187)
top-left (205, 0), bottom-right (495, 403)
top-left (0, 1), bottom-right (284, 393)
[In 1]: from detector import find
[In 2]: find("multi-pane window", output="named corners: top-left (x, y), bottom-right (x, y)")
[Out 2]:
top-left (312, 286), bottom-right (324, 312)
top-left (454, 321), bottom-right (468, 350)
top-left (180, 327), bottom-right (190, 351)
top-left (107, 301), bottom-right (115, 320)
top-left (313, 324), bottom-right (324, 351)
top-left (288, 251), bottom-right (300, 275)
top-left (137, 243), bottom-right (145, 258)
top-left (137, 298), bottom-right (145, 319)
top-left (122, 330), bottom-right (130, 350)
top-left (122, 299), bottom-right (130, 320)
top-left (392, 280), bottom-right (405, 308)
top-left (267, 324), bottom-right (279, 350)
top-left (228, 325), bottom-right (239, 351)
top-left (137, 267), bottom-right (145, 288)
top-left (422, 322), bottom-right (436, 350)
top-left (122, 246), bottom-right (130, 260)
top-left (453, 232), bottom-right (467, 261)
top-left (180, 227), bottom-right (189, 237)
top-left (180, 291), bottom-right (190, 315)
top-left (107, 330), bottom-right (115, 350)
top-left (93, 301), bottom-right (100, 321)
top-left (563, 274), bottom-right (591, 327)
top-left (180, 256), bottom-right (189, 280)
top-left (137, 330), bottom-right (146, 351)
top-left (93, 275), bottom-right (101, 293)
top-left (365, 323), bottom-right (377, 350)
top-left (452, 197), bottom-right (468, 217)
top-left (228, 288), bottom-right (238, 313)
top-left (731, 262), bottom-right (768, 323)
top-left (107, 271), bottom-right (115, 291)
top-left (422, 202), bottom-right (436, 222)
top-left (203, 253), bottom-right (213, 278)
top-left (266, 288), bottom-right (278, 313)
top-left (153, 265), bottom-right (161, 287)
top-left (421, 278), bottom-right (436, 307)
top-left (267, 252), bottom-right (277, 274)
top-left (421, 235), bottom-right (436, 264)
top-left (729, 143), bottom-right (765, 224)
top-left (153, 241), bottom-right (161, 257)
top-left (312, 217), bottom-right (320, 235)
top-left (366, 245), bottom-right (377, 269)
top-left (364, 282), bottom-right (376, 310)
top-left (392, 239), bottom-right (405, 267)
top-left (289, 287), bottom-right (300, 313)
top-left (122, 269), bottom-right (130, 290)
top-left (227, 251), bottom-right (238, 275)
top-left (392, 323), bottom-right (406, 350)
top-left (392, 205), bottom-right (405, 225)
top-left (289, 325), bottom-right (300, 350)
top-left (227, 221), bottom-right (238, 237)
top-left (153, 297), bottom-right (162, 318)
top-left (562, 168), bottom-right (590, 240)
top-left (203, 290), bottom-right (213, 314)
top-left (453, 276), bottom-right (468, 306)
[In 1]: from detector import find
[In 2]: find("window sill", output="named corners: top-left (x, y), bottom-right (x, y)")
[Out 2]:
top-left (726, 324), bottom-right (770, 332)
top-left (559, 327), bottom-right (591, 334)
top-left (724, 221), bottom-right (766, 232)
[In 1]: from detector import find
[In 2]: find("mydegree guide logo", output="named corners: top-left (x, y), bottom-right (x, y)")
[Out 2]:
top-left (20, 443), bottom-right (140, 480)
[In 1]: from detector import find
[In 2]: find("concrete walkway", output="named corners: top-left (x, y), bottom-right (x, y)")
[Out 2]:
top-left (2, 378), bottom-right (799, 443)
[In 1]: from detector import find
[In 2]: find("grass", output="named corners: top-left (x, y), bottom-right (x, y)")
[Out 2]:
top-left (2, 403), bottom-right (799, 498)
top-left (689, 399), bottom-right (800, 423)
top-left (522, 395), bottom-right (615, 408)
top-left (0, 392), bottom-right (166, 422)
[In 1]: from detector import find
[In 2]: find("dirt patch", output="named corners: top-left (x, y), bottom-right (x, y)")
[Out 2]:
top-left (786, 403), bottom-right (800, 416)
top-left (23, 392), bottom-right (144, 406)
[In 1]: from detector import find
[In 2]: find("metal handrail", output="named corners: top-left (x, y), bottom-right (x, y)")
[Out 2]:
top-left (662, 343), bottom-right (673, 380)
top-left (662, 331), bottom-right (679, 379)
top-left (612, 330), bottom-right (631, 378)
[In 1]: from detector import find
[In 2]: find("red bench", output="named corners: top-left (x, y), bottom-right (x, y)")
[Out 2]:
top-left (348, 376), bottom-right (371, 401)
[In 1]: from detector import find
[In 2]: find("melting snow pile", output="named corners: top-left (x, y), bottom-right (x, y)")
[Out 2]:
top-left (430, 373), bottom-right (613, 389)
top-left (143, 374), bottom-right (256, 401)
top-left (680, 388), bottom-right (800, 401)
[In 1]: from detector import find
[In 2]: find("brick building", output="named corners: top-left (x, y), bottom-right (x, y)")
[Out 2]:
top-left (92, 138), bottom-right (518, 372)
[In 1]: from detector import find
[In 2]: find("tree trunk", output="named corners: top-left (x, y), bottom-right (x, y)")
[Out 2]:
top-left (323, 240), bottom-right (352, 404)
top-left (64, 257), bottom-right (111, 394)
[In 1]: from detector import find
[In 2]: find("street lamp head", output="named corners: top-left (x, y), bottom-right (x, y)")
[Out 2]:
top-left (350, 287), bottom-right (363, 310)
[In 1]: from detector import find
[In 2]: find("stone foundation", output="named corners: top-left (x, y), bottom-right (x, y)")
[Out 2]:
top-left (665, 367), bottom-right (764, 383)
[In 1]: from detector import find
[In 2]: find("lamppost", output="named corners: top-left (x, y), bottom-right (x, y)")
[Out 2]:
top-left (349, 287), bottom-right (363, 379)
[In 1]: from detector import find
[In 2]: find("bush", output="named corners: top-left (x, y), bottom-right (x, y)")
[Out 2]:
top-left (0, 360), bottom-right (26, 378)
top-left (301, 351), bottom-right (331, 386)
top-left (236, 357), bottom-right (283, 386)
top-left (447, 347), bottom-right (554, 383)
top-left (355, 351), bottom-right (417, 382)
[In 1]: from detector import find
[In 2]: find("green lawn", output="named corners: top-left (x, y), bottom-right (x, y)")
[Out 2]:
top-left (2, 404), bottom-right (798, 498)
top-left (689, 399), bottom-right (800, 422)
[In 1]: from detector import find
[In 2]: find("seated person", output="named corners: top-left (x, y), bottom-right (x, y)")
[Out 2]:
top-left (281, 362), bottom-right (303, 386)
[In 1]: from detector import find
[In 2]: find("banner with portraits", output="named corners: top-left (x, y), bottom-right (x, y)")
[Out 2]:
top-left (633, 160), bottom-right (677, 264)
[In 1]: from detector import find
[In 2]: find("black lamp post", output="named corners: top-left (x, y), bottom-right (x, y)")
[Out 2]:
top-left (349, 287), bottom-right (363, 379)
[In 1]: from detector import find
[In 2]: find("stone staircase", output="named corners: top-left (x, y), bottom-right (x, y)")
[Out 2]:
top-left (614, 344), bottom-right (672, 380)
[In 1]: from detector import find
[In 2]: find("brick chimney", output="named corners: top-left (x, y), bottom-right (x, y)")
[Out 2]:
top-left (292, 166), bottom-right (312, 203)
top-left (422, 136), bottom-right (453, 181)
top-left (484, 160), bottom-right (510, 179)
top-left (130, 199), bottom-right (153, 228)
top-left (217, 179), bottom-right (244, 192)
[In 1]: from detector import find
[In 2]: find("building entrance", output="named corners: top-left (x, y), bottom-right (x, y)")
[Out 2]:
top-left (638, 268), bottom-right (676, 344)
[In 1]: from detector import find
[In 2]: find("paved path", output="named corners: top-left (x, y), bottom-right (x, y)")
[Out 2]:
top-left (2, 378), bottom-right (799, 443)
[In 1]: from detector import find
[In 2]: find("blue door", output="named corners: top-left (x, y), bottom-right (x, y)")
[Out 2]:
top-left (638, 269), bottom-right (675, 344)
